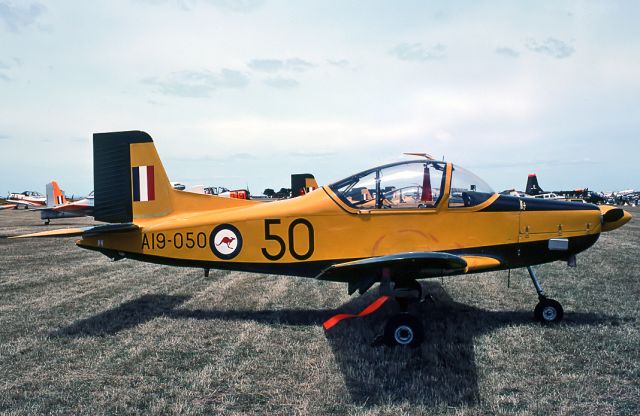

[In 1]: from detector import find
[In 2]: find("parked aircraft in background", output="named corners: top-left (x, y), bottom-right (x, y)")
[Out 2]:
top-left (6, 191), bottom-right (46, 208)
top-left (205, 186), bottom-right (250, 199)
top-left (499, 189), bottom-right (526, 198)
top-left (525, 174), bottom-right (605, 204)
top-left (204, 173), bottom-right (318, 201)
top-left (605, 190), bottom-right (639, 206)
top-left (34, 181), bottom-right (94, 224)
top-left (259, 174), bottom-right (319, 200)
top-left (14, 131), bottom-right (632, 348)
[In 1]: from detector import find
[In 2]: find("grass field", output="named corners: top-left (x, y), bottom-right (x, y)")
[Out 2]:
top-left (1, 209), bottom-right (638, 415)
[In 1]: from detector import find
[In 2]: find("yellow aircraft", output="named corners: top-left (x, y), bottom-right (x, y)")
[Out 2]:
top-left (15, 131), bottom-right (632, 347)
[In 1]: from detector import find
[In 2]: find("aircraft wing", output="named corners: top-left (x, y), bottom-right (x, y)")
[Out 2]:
top-left (6, 200), bottom-right (43, 208)
top-left (0, 204), bottom-right (17, 210)
top-left (317, 252), bottom-right (501, 295)
top-left (316, 252), bottom-right (501, 284)
top-left (32, 203), bottom-right (92, 213)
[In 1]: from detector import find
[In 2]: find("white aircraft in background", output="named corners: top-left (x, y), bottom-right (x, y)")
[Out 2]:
top-left (5, 191), bottom-right (47, 209)
top-left (34, 181), bottom-right (94, 224)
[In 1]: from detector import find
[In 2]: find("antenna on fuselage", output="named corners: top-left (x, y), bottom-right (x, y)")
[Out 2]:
top-left (403, 152), bottom-right (436, 161)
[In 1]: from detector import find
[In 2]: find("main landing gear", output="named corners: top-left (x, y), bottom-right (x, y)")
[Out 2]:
top-left (376, 276), bottom-right (427, 348)
top-left (527, 266), bottom-right (564, 323)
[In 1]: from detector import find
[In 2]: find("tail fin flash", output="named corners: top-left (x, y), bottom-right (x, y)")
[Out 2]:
top-left (291, 173), bottom-right (319, 197)
top-left (526, 173), bottom-right (543, 196)
top-left (93, 130), bottom-right (257, 224)
top-left (46, 181), bottom-right (67, 207)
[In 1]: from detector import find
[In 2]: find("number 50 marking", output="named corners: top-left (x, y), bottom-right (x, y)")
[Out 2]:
top-left (261, 219), bottom-right (315, 261)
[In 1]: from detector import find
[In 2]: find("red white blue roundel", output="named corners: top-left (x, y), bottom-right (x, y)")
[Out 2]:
top-left (210, 224), bottom-right (243, 260)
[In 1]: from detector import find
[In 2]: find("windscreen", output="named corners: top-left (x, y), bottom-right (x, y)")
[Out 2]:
top-left (448, 164), bottom-right (495, 208)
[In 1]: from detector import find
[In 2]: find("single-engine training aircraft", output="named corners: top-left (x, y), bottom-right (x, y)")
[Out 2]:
top-left (33, 181), bottom-right (95, 224)
top-left (14, 131), bottom-right (632, 347)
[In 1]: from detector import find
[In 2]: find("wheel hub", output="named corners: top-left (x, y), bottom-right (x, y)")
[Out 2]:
top-left (542, 306), bottom-right (557, 321)
top-left (394, 325), bottom-right (414, 345)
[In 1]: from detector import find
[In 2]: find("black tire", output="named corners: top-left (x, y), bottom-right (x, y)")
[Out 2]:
top-left (383, 313), bottom-right (424, 348)
top-left (534, 298), bottom-right (564, 323)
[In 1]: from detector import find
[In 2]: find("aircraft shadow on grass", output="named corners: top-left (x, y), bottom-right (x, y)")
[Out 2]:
top-left (52, 282), bottom-right (623, 408)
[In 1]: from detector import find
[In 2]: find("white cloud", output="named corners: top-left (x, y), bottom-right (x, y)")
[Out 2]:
top-left (138, 0), bottom-right (263, 13)
top-left (389, 43), bottom-right (446, 61)
top-left (248, 58), bottom-right (314, 73)
top-left (142, 69), bottom-right (249, 97)
top-left (0, 1), bottom-right (46, 32)
top-left (525, 37), bottom-right (574, 59)
top-left (263, 77), bottom-right (299, 89)
top-left (495, 47), bottom-right (519, 58)
top-left (0, 1), bottom-right (638, 193)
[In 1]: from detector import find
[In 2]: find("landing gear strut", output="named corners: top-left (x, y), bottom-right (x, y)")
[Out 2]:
top-left (377, 274), bottom-right (426, 347)
top-left (527, 266), bottom-right (564, 323)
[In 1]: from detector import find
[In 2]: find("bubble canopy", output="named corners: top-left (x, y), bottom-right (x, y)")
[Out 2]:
top-left (328, 160), bottom-right (495, 209)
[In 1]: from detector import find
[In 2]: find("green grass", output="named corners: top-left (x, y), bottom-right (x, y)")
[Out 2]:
top-left (0, 209), bottom-right (638, 415)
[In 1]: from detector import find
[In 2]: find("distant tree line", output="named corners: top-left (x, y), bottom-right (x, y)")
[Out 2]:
top-left (263, 188), bottom-right (291, 198)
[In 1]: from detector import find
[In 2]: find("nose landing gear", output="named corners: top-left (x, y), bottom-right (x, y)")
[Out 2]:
top-left (527, 266), bottom-right (564, 323)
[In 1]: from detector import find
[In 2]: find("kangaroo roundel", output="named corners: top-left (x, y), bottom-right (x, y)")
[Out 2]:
top-left (210, 224), bottom-right (243, 260)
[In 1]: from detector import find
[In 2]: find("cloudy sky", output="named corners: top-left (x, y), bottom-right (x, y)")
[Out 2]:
top-left (1, 0), bottom-right (639, 196)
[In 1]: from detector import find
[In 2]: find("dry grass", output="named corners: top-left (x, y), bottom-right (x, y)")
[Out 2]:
top-left (0, 209), bottom-right (638, 415)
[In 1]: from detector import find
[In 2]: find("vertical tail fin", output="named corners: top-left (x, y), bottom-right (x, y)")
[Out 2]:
top-left (93, 131), bottom-right (172, 223)
top-left (46, 181), bottom-right (67, 207)
top-left (291, 174), bottom-right (319, 197)
top-left (93, 130), bottom-right (258, 224)
top-left (525, 173), bottom-right (543, 196)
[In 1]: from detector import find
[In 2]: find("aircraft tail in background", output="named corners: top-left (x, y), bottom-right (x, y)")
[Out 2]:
top-left (291, 173), bottom-right (319, 197)
top-left (525, 173), bottom-right (543, 196)
top-left (46, 181), bottom-right (67, 207)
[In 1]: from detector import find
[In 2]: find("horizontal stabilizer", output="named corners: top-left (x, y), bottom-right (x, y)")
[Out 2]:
top-left (10, 228), bottom-right (87, 238)
top-left (10, 223), bottom-right (139, 239)
top-left (83, 223), bottom-right (139, 236)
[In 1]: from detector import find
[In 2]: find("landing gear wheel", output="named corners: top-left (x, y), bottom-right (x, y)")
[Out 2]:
top-left (383, 313), bottom-right (424, 348)
top-left (534, 298), bottom-right (564, 323)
